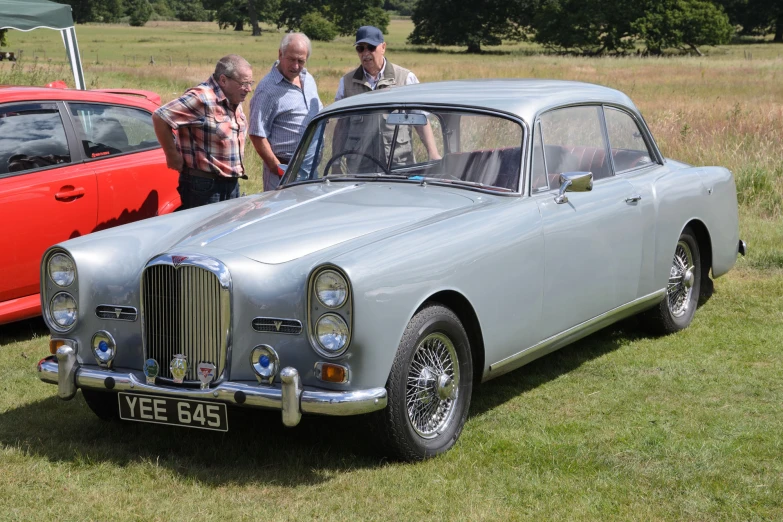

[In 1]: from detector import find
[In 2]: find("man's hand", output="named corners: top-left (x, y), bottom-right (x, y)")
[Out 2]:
top-left (165, 152), bottom-right (184, 172)
top-left (152, 113), bottom-right (184, 172)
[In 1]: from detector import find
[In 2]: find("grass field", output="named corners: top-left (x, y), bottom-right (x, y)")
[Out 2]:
top-left (1, 20), bottom-right (782, 521)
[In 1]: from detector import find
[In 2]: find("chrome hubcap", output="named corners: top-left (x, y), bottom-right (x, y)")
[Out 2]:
top-left (406, 332), bottom-right (460, 438)
top-left (667, 240), bottom-right (695, 318)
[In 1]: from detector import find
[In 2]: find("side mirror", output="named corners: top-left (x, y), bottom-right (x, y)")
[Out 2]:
top-left (555, 171), bottom-right (593, 204)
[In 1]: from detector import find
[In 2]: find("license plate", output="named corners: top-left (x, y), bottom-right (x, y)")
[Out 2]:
top-left (118, 392), bottom-right (228, 432)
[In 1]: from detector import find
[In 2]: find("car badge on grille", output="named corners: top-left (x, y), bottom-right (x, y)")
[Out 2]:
top-left (197, 362), bottom-right (216, 389)
top-left (171, 255), bottom-right (188, 267)
top-left (143, 358), bottom-right (159, 385)
top-left (274, 320), bottom-right (283, 331)
top-left (170, 354), bottom-right (188, 384)
top-left (114, 308), bottom-right (123, 318)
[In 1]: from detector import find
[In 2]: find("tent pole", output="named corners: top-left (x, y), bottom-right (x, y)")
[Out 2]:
top-left (60, 26), bottom-right (85, 90)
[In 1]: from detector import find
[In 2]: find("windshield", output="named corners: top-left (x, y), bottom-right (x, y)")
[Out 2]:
top-left (282, 109), bottom-right (524, 192)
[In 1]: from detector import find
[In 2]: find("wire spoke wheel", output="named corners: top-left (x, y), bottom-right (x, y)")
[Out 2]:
top-left (667, 239), bottom-right (695, 318)
top-left (406, 332), bottom-right (460, 438)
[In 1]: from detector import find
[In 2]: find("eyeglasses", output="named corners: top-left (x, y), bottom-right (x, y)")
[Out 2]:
top-left (355, 44), bottom-right (377, 53)
top-left (225, 75), bottom-right (254, 89)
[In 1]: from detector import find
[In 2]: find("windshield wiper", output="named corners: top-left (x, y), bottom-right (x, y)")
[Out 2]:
top-left (408, 176), bottom-right (514, 192)
top-left (328, 173), bottom-right (409, 180)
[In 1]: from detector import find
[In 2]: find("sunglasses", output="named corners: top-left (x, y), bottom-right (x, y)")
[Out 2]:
top-left (355, 44), bottom-right (377, 53)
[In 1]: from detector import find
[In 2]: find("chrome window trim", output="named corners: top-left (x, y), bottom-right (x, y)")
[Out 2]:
top-left (284, 105), bottom-right (529, 196)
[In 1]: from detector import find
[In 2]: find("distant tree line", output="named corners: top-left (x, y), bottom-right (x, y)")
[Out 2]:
top-left (52, 0), bottom-right (782, 53)
top-left (411, 0), bottom-right (783, 53)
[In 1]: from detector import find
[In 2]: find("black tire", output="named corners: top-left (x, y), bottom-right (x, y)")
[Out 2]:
top-left (641, 227), bottom-right (702, 335)
top-left (81, 389), bottom-right (119, 421)
top-left (373, 304), bottom-right (473, 461)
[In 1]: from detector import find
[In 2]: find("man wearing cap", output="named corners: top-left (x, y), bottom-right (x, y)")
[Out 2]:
top-left (153, 54), bottom-right (252, 209)
top-left (249, 33), bottom-right (322, 191)
top-left (333, 26), bottom-right (440, 172)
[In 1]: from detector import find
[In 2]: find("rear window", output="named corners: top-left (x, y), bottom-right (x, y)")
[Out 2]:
top-left (68, 103), bottom-right (159, 159)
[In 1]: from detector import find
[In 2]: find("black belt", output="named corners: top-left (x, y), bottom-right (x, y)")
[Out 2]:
top-left (277, 156), bottom-right (291, 165)
top-left (182, 166), bottom-right (247, 180)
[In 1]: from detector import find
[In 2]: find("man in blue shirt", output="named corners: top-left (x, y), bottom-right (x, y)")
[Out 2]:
top-left (249, 33), bottom-right (322, 191)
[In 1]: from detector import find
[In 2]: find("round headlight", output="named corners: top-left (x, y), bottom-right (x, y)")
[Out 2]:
top-left (315, 269), bottom-right (348, 308)
top-left (315, 313), bottom-right (350, 356)
top-left (91, 331), bottom-right (116, 367)
top-left (48, 253), bottom-right (75, 287)
top-left (50, 292), bottom-right (77, 329)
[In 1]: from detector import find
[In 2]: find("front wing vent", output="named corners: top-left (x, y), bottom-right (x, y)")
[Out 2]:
top-left (252, 317), bottom-right (303, 335)
top-left (96, 305), bottom-right (137, 321)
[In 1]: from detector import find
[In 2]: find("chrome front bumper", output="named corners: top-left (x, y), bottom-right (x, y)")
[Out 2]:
top-left (37, 347), bottom-right (387, 428)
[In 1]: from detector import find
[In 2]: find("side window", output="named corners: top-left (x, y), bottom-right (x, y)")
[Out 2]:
top-left (68, 103), bottom-right (159, 159)
top-left (604, 107), bottom-right (655, 172)
top-left (530, 121), bottom-right (547, 193)
top-left (0, 103), bottom-right (71, 175)
top-left (539, 106), bottom-right (610, 188)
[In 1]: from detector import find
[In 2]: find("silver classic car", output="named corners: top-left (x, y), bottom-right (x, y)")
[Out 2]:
top-left (38, 80), bottom-right (745, 460)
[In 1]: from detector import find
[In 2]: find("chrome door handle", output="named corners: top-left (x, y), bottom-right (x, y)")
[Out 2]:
top-left (625, 194), bottom-right (642, 203)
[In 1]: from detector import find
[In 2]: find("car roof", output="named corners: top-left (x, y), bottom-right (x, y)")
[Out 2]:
top-left (0, 85), bottom-right (161, 109)
top-left (323, 79), bottom-right (639, 122)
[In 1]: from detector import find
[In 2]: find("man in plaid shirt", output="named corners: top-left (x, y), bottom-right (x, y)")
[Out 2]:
top-left (153, 54), bottom-right (253, 209)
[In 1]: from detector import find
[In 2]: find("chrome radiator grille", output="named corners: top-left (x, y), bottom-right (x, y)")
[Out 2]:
top-left (142, 263), bottom-right (229, 382)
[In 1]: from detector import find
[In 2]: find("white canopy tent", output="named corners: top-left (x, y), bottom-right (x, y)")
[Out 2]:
top-left (0, 0), bottom-right (85, 89)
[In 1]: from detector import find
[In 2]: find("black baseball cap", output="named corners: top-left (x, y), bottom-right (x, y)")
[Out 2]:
top-left (355, 26), bottom-right (384, 47)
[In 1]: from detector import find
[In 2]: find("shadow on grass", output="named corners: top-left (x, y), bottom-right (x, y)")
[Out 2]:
top-left (0, 316), bottom-right (48, 344)
top-left (0, 392), bottom-right (386, 486)
top-left (0, 318), bottom-right (643, 483)
top-left (470, 317), bottom-right (644, 418)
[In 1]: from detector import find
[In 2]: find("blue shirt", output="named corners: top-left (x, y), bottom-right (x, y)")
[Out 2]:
top-left (248, 63), bottom-right (322, 168)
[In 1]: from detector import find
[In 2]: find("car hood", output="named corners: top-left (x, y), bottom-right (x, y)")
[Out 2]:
top-left (172, 182), bottom-right (477, 264)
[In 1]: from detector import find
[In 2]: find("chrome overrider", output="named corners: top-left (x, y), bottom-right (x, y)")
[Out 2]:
top-left (37, 348), bottom-right (387, 427)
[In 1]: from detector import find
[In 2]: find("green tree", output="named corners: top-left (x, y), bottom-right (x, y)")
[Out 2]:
top-left (409, 0), bottom-right (533, 53)
top-left (56, 0), bottom-right (126, 23)
top-left (128, 0), bottom-right (153, 26)
top-left (329, 0), bottom-right (388, 36)
top-left (534, 0), bottom-right (735, 55)
top-left (633, 0), bottom-right (734, 55)
top-left (300, 11), bottom-right (338, 41)
top-left (0, 29), bottom-right (7, 48)
top-left (534, 0), bottom-right (641, 55)
top-left (172, 0), bottom-right (212, 21)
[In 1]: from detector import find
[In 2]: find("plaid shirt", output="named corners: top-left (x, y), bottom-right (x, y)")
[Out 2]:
top-left (155, 76), bottom-right (247, 178)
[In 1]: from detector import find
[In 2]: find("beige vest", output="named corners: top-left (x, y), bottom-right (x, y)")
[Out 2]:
top-left (339, 62), bottom-right (414, 170)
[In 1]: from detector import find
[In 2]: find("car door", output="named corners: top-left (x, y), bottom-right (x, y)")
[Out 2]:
top-left (532, 105), bottom-right (645, 339)
top-left (66, 102), bottom-right (179, 230)
top-left (0, 101), bottom-right (97, 304)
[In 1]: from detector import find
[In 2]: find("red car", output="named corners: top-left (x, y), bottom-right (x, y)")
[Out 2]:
top-left (0, 86), bottom-right (180, 325)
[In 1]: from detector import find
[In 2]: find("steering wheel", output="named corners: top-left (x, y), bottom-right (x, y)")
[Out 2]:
top-left (324, 150), bottom-right (389, 175)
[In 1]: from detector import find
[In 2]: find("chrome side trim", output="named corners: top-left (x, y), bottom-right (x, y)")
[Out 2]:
top-left (488, 289), bottom-right (666, 379)
top-left (37, 360), bottom-right (388, 420)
